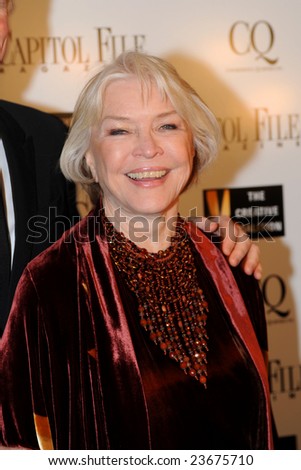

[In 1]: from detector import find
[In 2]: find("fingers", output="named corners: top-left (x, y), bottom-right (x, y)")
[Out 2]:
top-left (222, 220), bottom-right (250, 262)
top-left (193, 216), bottom-right (219, 234)
top-left (224, 222), bottom-right (262, 279)
top-left (193, 215), bottom-right (262, 279)
top-left (239, 244), bottom-right (263, 280)
top-left (206, 216), bottom-right (262, 279)
top-left (213, 216), bottom-right (248, 257)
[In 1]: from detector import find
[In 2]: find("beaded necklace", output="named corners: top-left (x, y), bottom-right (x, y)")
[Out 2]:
top-left (105, 216), bottom-right (209, 387)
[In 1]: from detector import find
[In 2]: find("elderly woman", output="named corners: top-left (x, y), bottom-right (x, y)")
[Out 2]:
top-left (1, 51), bottom-right (273, 450)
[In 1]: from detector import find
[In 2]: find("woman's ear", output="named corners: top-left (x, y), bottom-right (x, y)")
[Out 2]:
top-left (85, 152), bottom-right (99, 183)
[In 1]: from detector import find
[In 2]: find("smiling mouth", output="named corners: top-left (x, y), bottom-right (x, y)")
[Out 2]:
top-left (126, 170), bottom-right (167, 180)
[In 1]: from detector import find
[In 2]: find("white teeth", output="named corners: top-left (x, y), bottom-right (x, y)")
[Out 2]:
top-left (127, 170), bottom-right (167, 180)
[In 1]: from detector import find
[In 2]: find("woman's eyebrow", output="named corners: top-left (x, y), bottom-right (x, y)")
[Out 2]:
top-left (102, 110), bottom-right (178, 122)
top-left (101, 115), bottom-right (130, 122)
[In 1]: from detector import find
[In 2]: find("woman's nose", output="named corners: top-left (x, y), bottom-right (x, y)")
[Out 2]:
top-left (132, 131), bottom-right (163, 159)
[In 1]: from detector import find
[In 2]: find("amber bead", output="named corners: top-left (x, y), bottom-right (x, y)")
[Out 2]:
top-left (180, 361), bottom-right (188, 369)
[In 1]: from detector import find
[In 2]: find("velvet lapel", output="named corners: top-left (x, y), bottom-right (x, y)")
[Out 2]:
top-left (186, 222), bottom-right (273, 449)
top-left (74, 213), bottom-right (151, 449)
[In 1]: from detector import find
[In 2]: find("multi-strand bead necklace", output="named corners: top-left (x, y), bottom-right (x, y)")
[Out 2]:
top-left (105, 217), bottom-right (209, 387)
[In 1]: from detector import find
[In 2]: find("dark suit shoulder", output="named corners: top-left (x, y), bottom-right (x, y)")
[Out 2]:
top-left (0, 100), bottom-right (68, 153)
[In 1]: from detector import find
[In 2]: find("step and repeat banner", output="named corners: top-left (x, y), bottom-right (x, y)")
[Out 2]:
top-left (1, 0), bottom-right (301, 449)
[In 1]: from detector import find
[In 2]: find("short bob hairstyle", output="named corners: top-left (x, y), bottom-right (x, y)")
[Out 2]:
top-left (60, 50), bottom-right (220, 203)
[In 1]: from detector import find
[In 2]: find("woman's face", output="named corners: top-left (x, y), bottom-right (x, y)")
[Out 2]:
top-left (86, 77), bottom-right (195, 219)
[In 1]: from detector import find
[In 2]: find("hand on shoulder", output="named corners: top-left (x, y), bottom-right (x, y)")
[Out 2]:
top-left (195, 215), bottom-right (262, 280)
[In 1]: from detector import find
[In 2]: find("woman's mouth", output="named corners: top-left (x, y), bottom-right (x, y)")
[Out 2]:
top-left (126, 170), bottom-right (167, 181)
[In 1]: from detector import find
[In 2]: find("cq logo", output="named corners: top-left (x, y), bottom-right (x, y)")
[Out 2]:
top-left (261, 274), bottom-right (289, 317)
top-left (229, 20), bottom-right (278, 65)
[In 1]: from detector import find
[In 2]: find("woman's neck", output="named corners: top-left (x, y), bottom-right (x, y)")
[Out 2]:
top-left (103, 202), bottom-right (179, 253)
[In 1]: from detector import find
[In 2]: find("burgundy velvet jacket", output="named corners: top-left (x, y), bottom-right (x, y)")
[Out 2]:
top-left (0, 207), bottom-right (274, 450)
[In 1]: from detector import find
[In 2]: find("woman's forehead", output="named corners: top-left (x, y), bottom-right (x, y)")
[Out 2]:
top-left (103, 76), bottom-right (164, 97)
top-left (100, 77), bottom-right (172, 113)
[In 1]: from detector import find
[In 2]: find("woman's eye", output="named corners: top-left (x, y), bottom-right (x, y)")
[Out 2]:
top-left (160, 123), bottom-right (177, 130)
top-left (109, 128), bottom-right (128, 136)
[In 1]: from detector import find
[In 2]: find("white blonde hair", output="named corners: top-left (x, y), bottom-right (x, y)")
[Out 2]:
top-left (60, 51), bottom-right (220, 202)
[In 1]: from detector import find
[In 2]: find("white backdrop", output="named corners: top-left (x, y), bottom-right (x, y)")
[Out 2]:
top-left (1, 0), bottom-right (300, 449)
